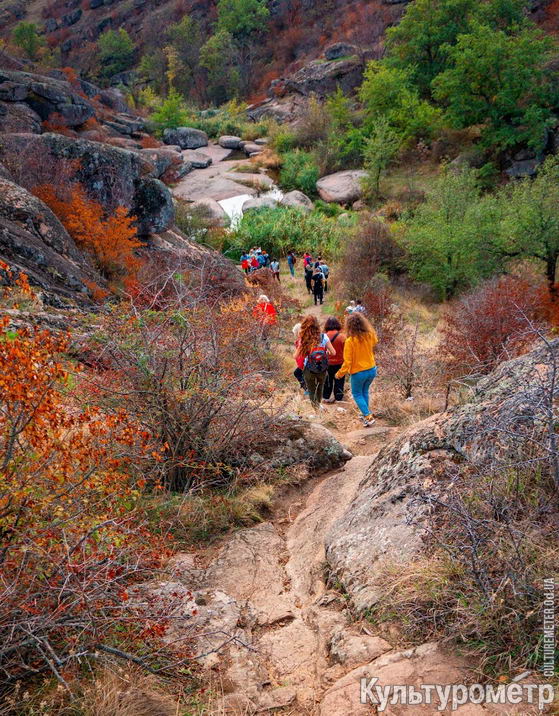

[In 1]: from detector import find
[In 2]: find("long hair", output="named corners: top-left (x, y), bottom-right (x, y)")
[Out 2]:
top-left (297, 315), bottom-right (321, 358)
top-left (345, 312), bottom-right (374, 339)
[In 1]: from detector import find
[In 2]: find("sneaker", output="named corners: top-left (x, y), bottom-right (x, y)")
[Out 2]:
top-left (323, 396), bottom-right (335, 404)
top-left (361, 414), bottom-right (376, 427)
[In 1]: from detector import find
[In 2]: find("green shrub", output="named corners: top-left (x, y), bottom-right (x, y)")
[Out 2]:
top-left (232, 206), bottom-right (342, 258)
top-left (279, 150), bottom-right (320, 196)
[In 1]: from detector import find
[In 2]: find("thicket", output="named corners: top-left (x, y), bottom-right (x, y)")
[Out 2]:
top-left (232, 206), bottom-right (345, 258)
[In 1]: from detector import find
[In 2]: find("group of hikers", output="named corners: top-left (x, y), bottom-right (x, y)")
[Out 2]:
top-left (246, 250), bottom-right (377, 426)
top-left (241, 248), bottom-right (280, 281)
top-left (293, 312), bottom-right (378, 426)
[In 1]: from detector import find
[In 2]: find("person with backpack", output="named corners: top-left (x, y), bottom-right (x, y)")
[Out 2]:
top-left (295, 315), bottom-right (335, 409)
top-left (336, 312), bottom-right (378, 426)
top-left (240, 252), bottom-right (250, 274)
top-left (304, 262), bottom-right (314, 294)
top-left (287, 251), bottom-right (296, 277)
top-left (312, 265), bottom-right (325, 305)
top-left (322, 316), bottom-right (346, 402)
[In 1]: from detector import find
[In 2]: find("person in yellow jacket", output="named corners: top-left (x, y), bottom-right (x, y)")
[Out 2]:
top-left (336, 312), bottom-right (378, 426)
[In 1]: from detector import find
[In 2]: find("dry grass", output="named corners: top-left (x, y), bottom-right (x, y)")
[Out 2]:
top-left (80, 668), bottom-right (180, 716)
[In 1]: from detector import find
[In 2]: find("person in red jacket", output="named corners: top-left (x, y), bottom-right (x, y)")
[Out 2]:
top-left (253, 294), bottom-right (277, 346)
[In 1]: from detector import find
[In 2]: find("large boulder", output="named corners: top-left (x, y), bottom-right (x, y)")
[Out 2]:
top-left (163, 127), bottom-right (208, 150)
top-left (316, 170), bottom-right (368, 204)
top-left (133, 178), bottom-right (175, 235)
top-left (284, 57), bottom-right (365, 98)
top-left (280, 190), bottom-right (313, 211)
top-left (219, 135), bottom-right (242, 149)
top-left (325, 340), bottom-right (559, 612)
top-left (0, 69), bottom-right (94, 127)
top-left (0, 133), bottom-right (174, 235)
top-left (0, 177), bottom-right (101, 303)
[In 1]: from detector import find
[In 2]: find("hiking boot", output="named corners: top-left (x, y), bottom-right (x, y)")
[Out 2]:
top-left (361, 414), bottom-right (376, 427)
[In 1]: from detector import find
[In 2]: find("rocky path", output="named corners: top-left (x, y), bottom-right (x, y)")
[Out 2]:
top-left (164, 277), bottom-right (538, 714)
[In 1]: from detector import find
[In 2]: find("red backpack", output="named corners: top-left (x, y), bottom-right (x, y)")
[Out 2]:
top-left (306, 343), bottom-right (329, 373)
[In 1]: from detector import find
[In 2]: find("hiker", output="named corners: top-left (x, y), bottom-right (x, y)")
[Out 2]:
top-left (270, 258), bottom-right (280, 282)
top-left (312, 265), bottom-right (325, 305)
top-left (304, 262), bottom-right (314, 294)
top-left (253, 294), bottom-right (277, 324)
top-left (344, 300), bottom-right (356, 315)
top-left (303, 252), bottom-right (313, 268)
top-left (323, 316), bottom-right (346, 403)
top-left (262, 250), bottom-right (270, 267)
top-left (257, 251), bottom-right (266, 268)
top-left (287, 251), bottom-right (296, 277)
top-left (241, 252), bottom-right (250, 274)
top-left (292, 322), bottom-right (307, 392)
top-left (319, 258), bottom-right (330, 293)
top-left (354, 299), bottom-right (366, 313)
top-left (295, 315), bottom-right (336, 409)
top-left (336, 312), bottom-right (378, 427)
top-left (250, 255), bottom-right (260, 272)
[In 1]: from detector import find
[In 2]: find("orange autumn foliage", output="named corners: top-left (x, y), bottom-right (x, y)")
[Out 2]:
top-left (0, 316), bottom-right (173, 683)
top-left (34, 184), bottom-right (142, 280)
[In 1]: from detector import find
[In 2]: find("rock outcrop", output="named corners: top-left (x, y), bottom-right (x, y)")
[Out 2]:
top-left (0, 133), bottom-right (175, 235)
top-left (326, 340), bottom-right (559, 612)
top-left (0, 69), bottom-right (94, 127)
top-left (163, 127), bottom-right (208, 150)
top-left (0, 176), bottom-right (101, 304)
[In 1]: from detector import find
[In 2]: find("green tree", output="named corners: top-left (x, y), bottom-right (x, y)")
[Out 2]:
top-left (359, 62), bottom-right (442, 143)
top-left (403, 169), bottom-right (500, 299)
top-left (150, 90), bottom-right (190, 133)
top-left (363, 118), bottom-right (401, 196)
top-left (138, 50), bottom-right (168, 95)
top-left (98, 28), bottom-right (135, 79)
top-left (386, 0), bottom-right (525, 96)
top-left (498, 157), bottom-right (559, 290)
top-left (216, 0), bottom-right (269, 42)
top-left (279, 150), bottom-right (320, 196)
top-left (199, 30), bottom-right (240, 105)
top-left (432, 23), bottom-right (556, 151)
top-left (12, 22), bottom-right (44, 61)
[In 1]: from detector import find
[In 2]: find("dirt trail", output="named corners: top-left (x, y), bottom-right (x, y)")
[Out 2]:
top-left (185, 273), bottom-right (530, 714)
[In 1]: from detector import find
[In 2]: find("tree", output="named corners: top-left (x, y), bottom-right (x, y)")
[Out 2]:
top-left (432, 23), bottom-right (556, 151)
top-left (385, 0), bottom-right (524, 97)
top-left (150, 90), bottom-right (191, 132)
top-left (216, 0), bottom-right (269, 42)
top-left (403, 169), bottom-right (500, 299)
top-left (359, 62), bottom-right (442, 143)
top-left (498, 157), bottom-right (559, 290)
top-left (386, 0), bottom-right (475, 96)
top-left (363, 118), bottom-right (401, 196)
top-left (97, 28), bottom-right (135, 79)
top-left (12, 22), bottom-right (44, 61)
top-left (34, 184), bottom-right (141, 282)
top-left (199, 30), bottom-right (240, 105)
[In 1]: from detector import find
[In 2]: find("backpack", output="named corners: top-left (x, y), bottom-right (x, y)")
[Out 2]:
top-left (306, 339), bottom-right (329, 374)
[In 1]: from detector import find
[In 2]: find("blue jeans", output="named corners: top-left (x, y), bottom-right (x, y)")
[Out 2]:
top-left (350, 366), bottom-right (377, 417)
top-left (288, 262), bottom-right (295, 276)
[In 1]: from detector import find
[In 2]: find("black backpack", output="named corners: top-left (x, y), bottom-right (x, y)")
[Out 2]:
top-left (306, 339), bottom-right (329, 374)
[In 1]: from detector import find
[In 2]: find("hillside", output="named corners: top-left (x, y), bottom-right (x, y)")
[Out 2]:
top-left (0, 0), bottom-right (405, 99)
